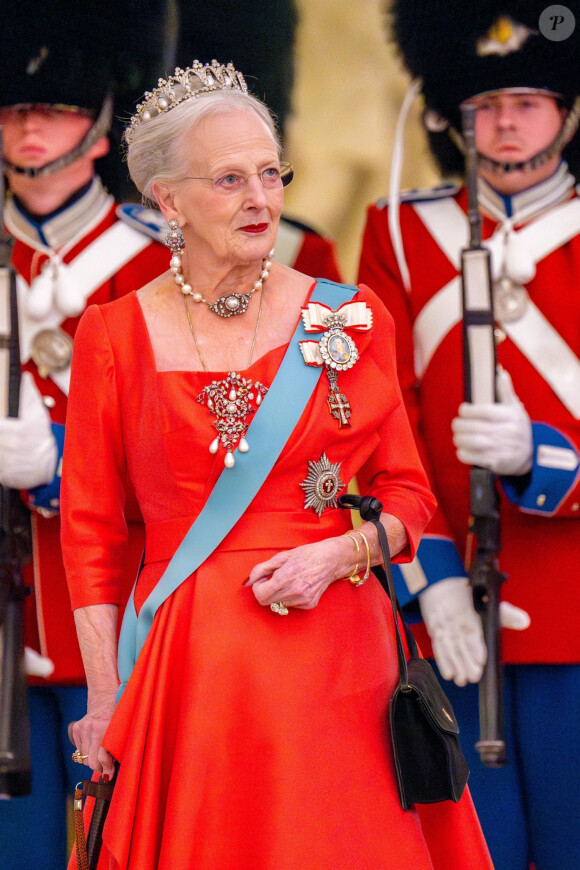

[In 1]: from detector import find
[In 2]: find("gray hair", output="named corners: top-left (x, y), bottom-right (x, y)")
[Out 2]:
top-left (126, 90), bottom-right (281, 205)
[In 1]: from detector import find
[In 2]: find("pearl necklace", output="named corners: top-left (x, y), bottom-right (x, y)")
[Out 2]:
top-left (170, 248), bottom-right (274, 317)
top-left (183, 288), bottom-right (264, 372)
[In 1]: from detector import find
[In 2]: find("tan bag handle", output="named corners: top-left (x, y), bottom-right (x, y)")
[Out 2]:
top-left (73, 777), bottom-right (116, 870)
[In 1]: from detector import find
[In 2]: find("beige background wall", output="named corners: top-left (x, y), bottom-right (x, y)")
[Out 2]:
top-left (282, 0), bottom-right (440, 281)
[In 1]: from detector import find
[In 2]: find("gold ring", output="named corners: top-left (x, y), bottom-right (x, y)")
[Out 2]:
top-left (72, 749), bottom-right (89, 764)
top-left (270, 601), bottom-right (289, 615)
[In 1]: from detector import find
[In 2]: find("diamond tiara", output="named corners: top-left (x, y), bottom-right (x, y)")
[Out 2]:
top-left (125, 59), bottom-right (248, 144)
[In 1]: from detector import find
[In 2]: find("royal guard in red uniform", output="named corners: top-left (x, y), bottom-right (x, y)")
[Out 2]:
top-left (0, 4), bottom-right (168, 867)
top-left (358, 2), bottom-right (580, 867)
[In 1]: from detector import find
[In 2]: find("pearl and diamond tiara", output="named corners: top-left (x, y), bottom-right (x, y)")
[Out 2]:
top-left (125, 59), bottom-right (248, 144)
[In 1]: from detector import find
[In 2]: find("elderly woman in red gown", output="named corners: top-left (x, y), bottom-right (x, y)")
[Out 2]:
top-left (61, 60), bottom-right (492, 869)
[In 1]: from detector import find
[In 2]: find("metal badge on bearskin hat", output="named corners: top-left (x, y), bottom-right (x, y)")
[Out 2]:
top-left (388, 0), bottom-right (580, 178)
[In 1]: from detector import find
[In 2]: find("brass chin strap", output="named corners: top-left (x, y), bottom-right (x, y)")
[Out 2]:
top-left (3, 93), bottom-right (113, 179)
top-left (449, 94), bottom-right (580, 175)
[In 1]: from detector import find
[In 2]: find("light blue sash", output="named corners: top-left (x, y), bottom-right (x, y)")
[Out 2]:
top-left (116, 280), bottom-right (358, 700)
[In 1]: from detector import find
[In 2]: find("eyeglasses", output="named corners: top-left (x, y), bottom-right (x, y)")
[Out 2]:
top-left (182, 162), bottom-right (294, 194)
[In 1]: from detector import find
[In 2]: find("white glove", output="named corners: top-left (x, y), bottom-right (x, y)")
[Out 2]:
top-left (0, 372), bottom-right (58, 489)
top-left (419, 578), bottom-right (487, 686)
top-left (24, 647), bottom-right (55, 678)
top-left (418, 577), bottom-right (531, 687)
top-left (452, 368), bottom-right (533, 476)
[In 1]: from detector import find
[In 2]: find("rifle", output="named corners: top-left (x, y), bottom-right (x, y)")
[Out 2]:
top-left (0, 127), bottom-right (33, 797)
top-left (460, 104), bottom-right (507, 768)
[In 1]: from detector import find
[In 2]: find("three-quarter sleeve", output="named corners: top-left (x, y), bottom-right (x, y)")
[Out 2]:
top-left (355, 284), bottom-right (437, 559)
top-left (61, 305), bottom-right (130, 609)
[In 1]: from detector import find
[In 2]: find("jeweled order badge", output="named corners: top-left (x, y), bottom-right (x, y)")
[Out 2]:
top-left (299, 300), bottom-right (373, 429)
top-left (319, 313), bottom-right (358, 427)
top-left (301, 452), bottom-right (344, 517)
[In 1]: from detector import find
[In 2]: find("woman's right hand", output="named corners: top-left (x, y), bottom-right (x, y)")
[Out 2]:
top-left (70, 690), bottom-right (117, 778)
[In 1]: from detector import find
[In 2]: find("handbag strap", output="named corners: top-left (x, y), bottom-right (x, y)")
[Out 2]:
top-left (338, 493), bottom-right (418, 689)
top-left (74, 775), bottom-right (116, 870)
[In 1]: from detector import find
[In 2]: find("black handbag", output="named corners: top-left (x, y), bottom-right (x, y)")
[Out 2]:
top-left (339, 494), bottom-right (469, 810)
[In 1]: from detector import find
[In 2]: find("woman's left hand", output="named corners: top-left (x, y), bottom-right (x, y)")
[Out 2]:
top-left (246, 537), bottom-right (353, 610)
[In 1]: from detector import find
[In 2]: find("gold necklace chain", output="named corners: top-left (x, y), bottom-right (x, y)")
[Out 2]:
top-left (183, 289), bottom-right (264, 372)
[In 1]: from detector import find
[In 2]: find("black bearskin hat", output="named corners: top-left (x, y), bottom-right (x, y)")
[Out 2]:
top-left (0, 1), bottom-right (168, 118)
top-left (0, 2), bottom-right (118, 114)
top-left (174, 0), bottom-right (299, 139)
top-left (389, 0), bottom-right (580, 177)
top-left (0, 1), bottom-right (168, 196)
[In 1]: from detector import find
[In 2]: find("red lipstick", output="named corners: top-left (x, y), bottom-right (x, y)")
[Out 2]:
top-left (240, 223), bottom-right (268, 234)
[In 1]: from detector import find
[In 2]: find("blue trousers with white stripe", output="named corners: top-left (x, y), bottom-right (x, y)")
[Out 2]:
top-left (439, 663), bottom-right (580, 870)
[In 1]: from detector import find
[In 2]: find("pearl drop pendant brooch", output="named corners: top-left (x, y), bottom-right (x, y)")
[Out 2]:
top-left (197, 373), bottom-right (269, 467)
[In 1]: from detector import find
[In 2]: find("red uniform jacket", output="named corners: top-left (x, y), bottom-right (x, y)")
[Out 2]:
top-left (276, 214), bottom-right (342, 281)
top-left (7, 180), bottom-right (168, 683)
top-left (358, 173), bottom-right (580, 663)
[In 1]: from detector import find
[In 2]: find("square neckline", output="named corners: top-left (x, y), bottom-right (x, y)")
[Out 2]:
top-left (132, 278), bottom-right (320, 377)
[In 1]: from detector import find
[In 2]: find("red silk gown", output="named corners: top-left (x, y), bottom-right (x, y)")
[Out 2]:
top-left (61, 283), bottom-right (492, 869)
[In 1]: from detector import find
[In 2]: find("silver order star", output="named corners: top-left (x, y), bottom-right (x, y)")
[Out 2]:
top-left (300, 452), bottom-right (344, 517)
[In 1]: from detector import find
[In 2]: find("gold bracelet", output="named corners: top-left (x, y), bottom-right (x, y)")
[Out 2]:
top-left (344, 531), bottom-right (360, 583)
top-left (356, 530), bottom-right (371, 585)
